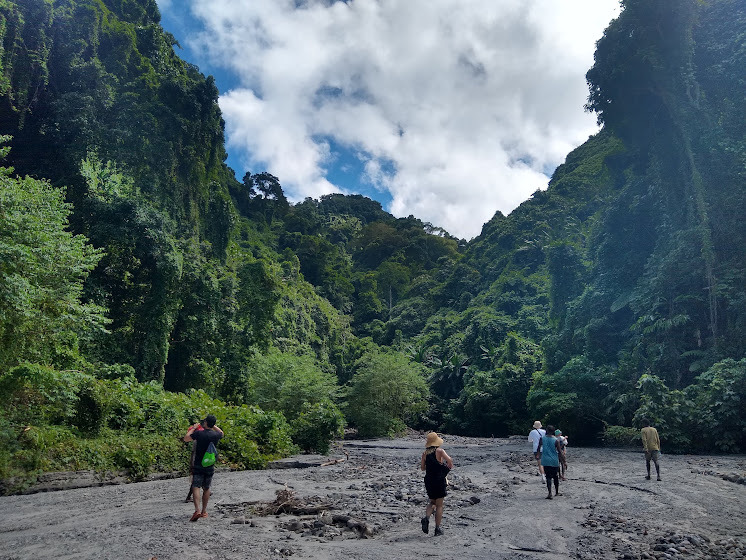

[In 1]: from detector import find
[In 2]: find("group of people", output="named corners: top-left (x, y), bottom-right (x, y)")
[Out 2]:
top-left (419, 418), bottom-right (662, 535)
top-left (528, 420), bottom-right (568, 499)
top-left (181, 414), bottom-right (662, 534)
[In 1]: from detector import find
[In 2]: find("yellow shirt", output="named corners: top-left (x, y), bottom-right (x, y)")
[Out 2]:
top-left (641, 426), bottom-right (660, 451)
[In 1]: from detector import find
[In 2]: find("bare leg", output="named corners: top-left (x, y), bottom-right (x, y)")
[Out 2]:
top-left (192, 487), bottom-right (201, 514)
top-left (201, 488), bottom-right (211, 515)
top-left (425, 499), bottom-right (436, 518)
top-left (434, 497), bottom-right (444, 527)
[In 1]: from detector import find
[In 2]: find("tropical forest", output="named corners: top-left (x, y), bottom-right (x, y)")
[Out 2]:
top-left (1, 0), bottom-right (745, 492)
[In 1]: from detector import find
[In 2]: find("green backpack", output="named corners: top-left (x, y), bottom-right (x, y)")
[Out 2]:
top-left (201, 442), bottom-right (217, 467)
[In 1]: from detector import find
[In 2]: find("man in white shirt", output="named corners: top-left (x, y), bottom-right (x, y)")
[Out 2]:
top-left (528, 420), bottom-right (546, 481)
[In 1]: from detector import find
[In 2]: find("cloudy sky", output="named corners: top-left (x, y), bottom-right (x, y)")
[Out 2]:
top-left (157, 0), bottom-right (620, 239)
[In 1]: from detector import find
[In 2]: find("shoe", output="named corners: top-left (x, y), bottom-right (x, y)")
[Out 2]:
top-left (434, 526), bottom-right (444, 536)
top-left (645, 475), bottom-right (651, 480)
top-left (546, 494), bottom-right (552, 500)
top-left (189, 511), bottom-right (201, 522)
top-left (421, 516), bottom-right (429, 534)
top-left (657, 477), bottom-right (662, 481)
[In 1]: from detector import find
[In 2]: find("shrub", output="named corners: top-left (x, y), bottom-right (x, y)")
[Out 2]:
top-left (602, 425), bottom-right (640, 447)
top-left (345, 349), bottom-right (429, 437)
top-left (244, 349), bottom-right (340, 423)
top-left (73, 379), bottom-right (110, 435)
top-left (291, 400), bottom-right (346, 454)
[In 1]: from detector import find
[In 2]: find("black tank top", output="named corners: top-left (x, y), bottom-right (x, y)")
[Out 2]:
top-left (425, 447), bottom-right (447, 479)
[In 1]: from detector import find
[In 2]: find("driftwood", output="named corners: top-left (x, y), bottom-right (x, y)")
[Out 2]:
top-left (321, 451), bottom-right (350, 467)
top-left (507, 544), bottom-right (550, 553)
top-left (254, 486), bottom-right (332, 516)
top-left (590, 479), bottom-right (658, 494)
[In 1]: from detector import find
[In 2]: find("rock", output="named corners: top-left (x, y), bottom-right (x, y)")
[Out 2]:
top-left (469, 496), bottom-right (481, 504)
top-left (231, 516), bottom-right (246, 525)
top-left (286, 520), bottom-right (302, 531)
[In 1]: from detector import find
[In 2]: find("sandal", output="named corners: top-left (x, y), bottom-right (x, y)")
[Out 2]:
top-left (190, 511), bottom-right (202, 522)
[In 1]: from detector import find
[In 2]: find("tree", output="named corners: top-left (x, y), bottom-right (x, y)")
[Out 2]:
top-left (345, 348), bottom-right (429, 437)
top-left (0, 148), bottom-right (106, 369)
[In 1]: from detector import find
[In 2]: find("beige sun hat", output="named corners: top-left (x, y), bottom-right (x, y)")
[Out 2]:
top-left (425, 432), bottom-right (444, 447)
top-left (533, 420), bottom-right (543, 429)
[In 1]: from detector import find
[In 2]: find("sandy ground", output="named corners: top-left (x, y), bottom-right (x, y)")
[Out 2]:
top-left (1, 434), bottom-right (745, 560)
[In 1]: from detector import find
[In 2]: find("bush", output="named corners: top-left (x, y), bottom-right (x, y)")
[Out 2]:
top-left (602, 425), bottom-right (640, 447)
top-left (291, 400), bottom-right (346, 454)
top-left (0, 366), bottom-right (300, 490)
top-left (73, 379), bottom-right (110, 435)
top-left (633, 374), bottom-right (693, 451)
top-left (244, 349), bottom-right (340, 423)
top-left (345, 349), bottom-right (429, 437)
top-left (688, 359), bottom-right (746, 452)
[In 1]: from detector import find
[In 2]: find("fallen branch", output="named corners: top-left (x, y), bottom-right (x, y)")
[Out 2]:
top-left (507, 544), bottom-right (550, 553)
top-left (321, 457), bottom-right (347, 467)
top-left (577, 478), bottom-right (657, 494)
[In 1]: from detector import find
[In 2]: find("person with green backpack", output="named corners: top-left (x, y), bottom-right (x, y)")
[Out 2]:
top-left (183, 414), bottom-right (223, 522)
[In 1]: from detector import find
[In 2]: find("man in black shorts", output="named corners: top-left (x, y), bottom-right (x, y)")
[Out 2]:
top-left (183, 414), bottom-right (223, 521)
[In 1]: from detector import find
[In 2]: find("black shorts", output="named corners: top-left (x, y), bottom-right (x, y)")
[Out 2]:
top-left (191, 467), bottom-right (214, 490)
top-left (543, 465), bottom-right (559, 479)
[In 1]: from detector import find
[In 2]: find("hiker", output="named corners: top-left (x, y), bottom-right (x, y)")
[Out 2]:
top-left (183, 414), bottom-right (223, 521)
top-left (537, 425), bottom-right (562, 499)
top-left (555, 429), bottom-right (568, 481)
top-left (528, 420), bottom-right (546, 481)
top-left (420, 432), bottom-right (453, 537)
top-left (641, 418), bottom-right (661, 481)
top-left (185, 418), bottom-right (205, 503)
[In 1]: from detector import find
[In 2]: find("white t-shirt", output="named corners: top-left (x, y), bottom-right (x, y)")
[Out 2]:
top-left (528, 428), bottom-right (546, 452)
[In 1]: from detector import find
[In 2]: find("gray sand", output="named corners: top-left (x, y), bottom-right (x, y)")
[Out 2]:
top-left (1, 435), bottom-right (745, 559)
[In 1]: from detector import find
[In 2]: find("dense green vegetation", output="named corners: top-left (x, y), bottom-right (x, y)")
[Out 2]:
top-left (1, 0), bottom-right (745, 490)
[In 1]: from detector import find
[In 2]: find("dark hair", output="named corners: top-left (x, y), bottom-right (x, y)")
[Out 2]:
top-left (546, 425), bottom-right (555, 434)
top-left (204, 414), bottom-right (217, 428)
top-left (642, 418), bottom-right (651, 427)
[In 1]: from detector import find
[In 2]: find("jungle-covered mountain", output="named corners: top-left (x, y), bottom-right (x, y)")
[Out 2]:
top-left (1, 0), bottom-right (745, 486)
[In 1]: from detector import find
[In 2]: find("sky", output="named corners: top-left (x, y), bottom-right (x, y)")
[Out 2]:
top-left (156, 0), bottom-right (620, 240)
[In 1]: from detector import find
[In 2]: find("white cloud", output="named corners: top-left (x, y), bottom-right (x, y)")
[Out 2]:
top-left (179, 0), bottom-right (620, 239)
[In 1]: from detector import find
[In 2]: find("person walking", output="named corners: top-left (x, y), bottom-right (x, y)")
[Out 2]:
top-left (537, 425), bottom-right (562, 499)
top-left (528, 421), bottom-right (546, 481)
top-left (185, 418), bottom-right (205, 503)
top-left (420, 432), bottom-right (453, 537)
top-left (555, 429), bottom-right (568, 481)
top-left (641, 418), bottom-right (662, 481)
top-left (183, 414), bottom-right (223, 521)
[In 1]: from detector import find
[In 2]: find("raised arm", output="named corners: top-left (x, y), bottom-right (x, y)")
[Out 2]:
top-left (183, 423), bottom-right (199, 442)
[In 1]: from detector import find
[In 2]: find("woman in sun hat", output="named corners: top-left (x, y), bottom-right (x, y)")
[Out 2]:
top-left (420, 432), bottom-right (453, 537)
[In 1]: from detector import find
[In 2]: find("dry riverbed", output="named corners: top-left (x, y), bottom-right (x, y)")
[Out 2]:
top-left (1, 434), bottom-right (745, 560)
